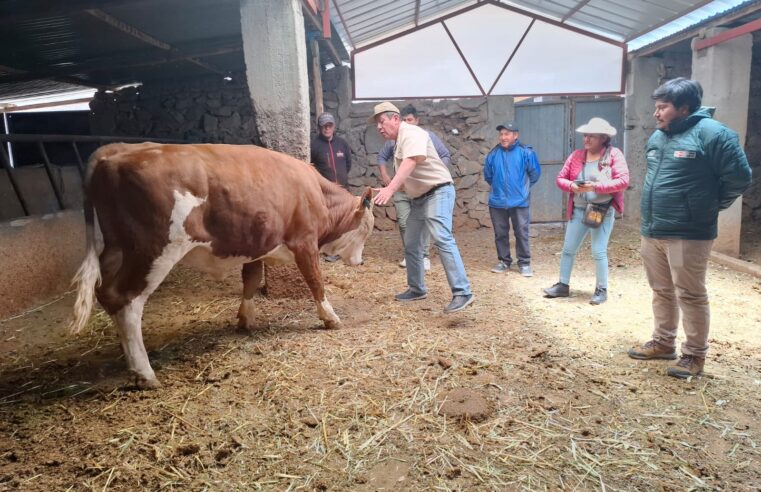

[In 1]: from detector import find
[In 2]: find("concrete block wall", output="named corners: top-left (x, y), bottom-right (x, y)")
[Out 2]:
top-left (90, 71), bottom-right (260, 145)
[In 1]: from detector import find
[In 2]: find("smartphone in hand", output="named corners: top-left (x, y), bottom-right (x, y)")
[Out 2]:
top-left (573, 179), bottom-right (588, 185)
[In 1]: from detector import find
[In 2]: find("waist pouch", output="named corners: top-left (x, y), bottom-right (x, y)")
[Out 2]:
top-left (582, 200), bottom-right (613, 229)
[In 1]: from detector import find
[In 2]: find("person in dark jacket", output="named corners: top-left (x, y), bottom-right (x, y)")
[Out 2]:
top-left (310, 112), bottom-right (352, 189)
top-left (628, 78), bottom-right (752, 379)
top-left (483, 123), bottom-right (541, 277)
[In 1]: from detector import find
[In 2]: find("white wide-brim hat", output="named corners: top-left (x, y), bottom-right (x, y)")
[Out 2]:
top-left (575, 117), bottom-right (617, 137)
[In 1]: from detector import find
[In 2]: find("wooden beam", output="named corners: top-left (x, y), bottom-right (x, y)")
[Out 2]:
top-left (302, 2), bottom-right (342, 65)
top-left (311, 38), bottom-right (324, 116)
top-left (693, 17), bottom-right (761, 51)
top-left (322, 0), bottom-right (331, 39)
top-left (85, 9), bottom-right (172, 50)
top-left (85, 9), bottom-right (226, 75)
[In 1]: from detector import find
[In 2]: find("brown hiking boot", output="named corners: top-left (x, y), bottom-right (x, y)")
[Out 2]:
top-left (666, 355), bottom-right (705, 379)
top-left (627, 340), bottom-right (677, 360)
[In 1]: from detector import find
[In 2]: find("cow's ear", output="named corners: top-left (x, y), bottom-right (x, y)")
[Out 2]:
top-left (360, 187), bottom-right (373, 210)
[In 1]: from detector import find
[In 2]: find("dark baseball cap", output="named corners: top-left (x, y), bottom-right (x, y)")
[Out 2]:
top-left (496, 123), bottom-right (519, 132)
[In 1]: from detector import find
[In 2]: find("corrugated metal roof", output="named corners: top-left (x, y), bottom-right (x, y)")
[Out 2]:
top-left (331, 0), bottom-right (726, 50)
top-left (628, 0), bottom-right (758, 51)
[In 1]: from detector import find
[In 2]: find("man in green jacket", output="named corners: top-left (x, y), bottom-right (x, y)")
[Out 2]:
top-left (628, 77), bottom-right (752, 379)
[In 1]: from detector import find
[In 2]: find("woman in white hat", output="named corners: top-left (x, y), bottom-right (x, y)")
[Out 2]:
top-left (543, 117), bottom-right (630, 305)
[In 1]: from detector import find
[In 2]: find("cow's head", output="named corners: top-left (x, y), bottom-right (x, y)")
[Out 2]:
top-left (320, 187), bottom-right (374, 265)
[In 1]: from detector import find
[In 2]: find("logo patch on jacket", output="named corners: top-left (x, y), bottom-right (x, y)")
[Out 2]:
top-left (336, 151), bottom-right (345, 158)
top-left (674, 150), bottom-right (696, 158)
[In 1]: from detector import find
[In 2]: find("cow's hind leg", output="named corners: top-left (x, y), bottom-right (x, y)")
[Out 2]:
top-left (237, 260), bottom-right (265, 330)
top-left (293, 249), bottom-right (341, 329)
top-left (98, 251), bottom-right (184, 389)
top-left (114, 297), bottom-right (158, 389)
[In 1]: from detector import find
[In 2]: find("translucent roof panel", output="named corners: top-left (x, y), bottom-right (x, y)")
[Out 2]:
top-left (353, 23), bottom-right (483, 98)
top-left (331, 0), bottom-right (716, 52)
top-left (351, 2), bottom-right (625, 99)
top-left (492, 20), bottom-right (624, 95)
top-left (444, 3), bottom-right (533, 91)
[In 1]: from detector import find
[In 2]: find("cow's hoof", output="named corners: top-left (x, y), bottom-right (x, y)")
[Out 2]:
top-left (323, 320), bottom-right (342, 330)
top-left (133, 373), bottom-right (161, 390)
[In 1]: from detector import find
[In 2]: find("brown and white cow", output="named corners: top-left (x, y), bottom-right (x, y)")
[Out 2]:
top-left (70, 142), bottom-right (374, 389)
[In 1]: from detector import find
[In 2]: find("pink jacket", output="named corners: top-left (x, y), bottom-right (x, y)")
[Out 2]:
top-left (556, 146), bottom-right (630, 219)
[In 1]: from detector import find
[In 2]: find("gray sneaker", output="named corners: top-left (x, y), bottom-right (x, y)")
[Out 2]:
top-left (394, 289), bottom-right (427, 302)
top-left (444, 294), bottom-right (475, 313)
top-left (519, 265), bottom-right (533, 277)
top-left (490, 261), bottom-right (509, 273)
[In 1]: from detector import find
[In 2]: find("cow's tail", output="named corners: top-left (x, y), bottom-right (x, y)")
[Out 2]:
top-left (69, 156), bottom-right (102, 335)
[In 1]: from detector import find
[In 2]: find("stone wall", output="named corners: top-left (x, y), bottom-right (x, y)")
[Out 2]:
top-left (743, 34), bottom-right (761, 226)
top-left (320, 66), bottom-right (514, 231)
top-left (90, 71), bottom-right (259, 144)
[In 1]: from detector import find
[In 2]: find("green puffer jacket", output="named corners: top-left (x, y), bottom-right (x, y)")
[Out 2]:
top-left (641, 107), bottom-right (752, 240)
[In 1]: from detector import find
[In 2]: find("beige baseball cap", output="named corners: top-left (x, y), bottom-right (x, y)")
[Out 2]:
top-left (367, 101), bottom-right (400, 124)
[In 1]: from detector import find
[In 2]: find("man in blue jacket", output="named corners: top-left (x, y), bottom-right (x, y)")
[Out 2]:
top-left (483, 123), bottom-right (541, 277)
top-left (628, 78), bottom-right (751, 379)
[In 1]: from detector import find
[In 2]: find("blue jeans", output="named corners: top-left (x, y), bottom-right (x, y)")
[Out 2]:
top-left (393, 191), bottom-right (431, 258)
top-left (405, 184), bottom-right (472, 296)
top-left (559, 206), bottom-right (615, 288)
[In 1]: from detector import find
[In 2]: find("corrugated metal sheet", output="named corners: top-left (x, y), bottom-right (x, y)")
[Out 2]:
top-left (331, 0), bottom-right (727, 50)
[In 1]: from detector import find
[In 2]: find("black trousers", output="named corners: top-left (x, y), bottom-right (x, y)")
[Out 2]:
top-left (489, 206), bottom-right (531, 266)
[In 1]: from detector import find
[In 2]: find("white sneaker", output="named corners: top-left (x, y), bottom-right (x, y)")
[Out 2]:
top-left (424, 257), bottom-right (431, 271)
top-left (398, 258), bottom-right (406, 268)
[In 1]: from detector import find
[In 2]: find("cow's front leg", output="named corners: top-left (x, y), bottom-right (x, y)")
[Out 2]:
top-left (293, 249), bottom-right (341, 329)
top-left (237, 260), bottom-right (265, 330)
top-left (113, 298), bottom-right (159, 389)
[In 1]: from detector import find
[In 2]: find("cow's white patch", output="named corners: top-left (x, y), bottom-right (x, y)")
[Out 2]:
top-left (146, 190), bottom-right (210, 292)
top-left (113, 296), bottom-right (156, 384)
top-left (317, 297), bottom-right (339, 324)
top-left (259, 244), bottom-right (295, 265)
top-left (181, 248), bottom-right (254, 280)
top-left (238, 298), bottom-right (257, 328)
top-left (181, 244), bottom-right (294, 280)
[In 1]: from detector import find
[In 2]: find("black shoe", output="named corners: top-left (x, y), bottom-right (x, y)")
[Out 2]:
top-left (590, 287), bottom-right (607, 305)
top-left (444, 294), bottom-right (475, 313)
top-left (394, 289), bottom-right (427, 302)
top-left (543, 282), bottom-right (569, 298)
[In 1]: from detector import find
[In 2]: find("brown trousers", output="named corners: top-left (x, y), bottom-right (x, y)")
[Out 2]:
top-left (641, 236), bottom-right (714, 358)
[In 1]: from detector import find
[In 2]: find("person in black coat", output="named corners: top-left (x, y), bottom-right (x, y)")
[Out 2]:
top-left (310, 112), bottom-right (352, 189)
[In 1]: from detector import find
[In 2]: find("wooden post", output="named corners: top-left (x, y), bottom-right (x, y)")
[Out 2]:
top-left (311, 37), bottom-right (324, 117)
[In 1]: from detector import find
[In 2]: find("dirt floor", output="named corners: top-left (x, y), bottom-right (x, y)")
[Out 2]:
top-left (0, 220), bottom-right (759, 491)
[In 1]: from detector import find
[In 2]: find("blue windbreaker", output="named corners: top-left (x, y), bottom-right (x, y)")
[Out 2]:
top-left (483, 140), bottom-right (541, 208)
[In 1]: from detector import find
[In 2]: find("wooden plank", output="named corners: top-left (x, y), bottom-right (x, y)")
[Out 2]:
top-left (311, 38), bottom-right (324, 116)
